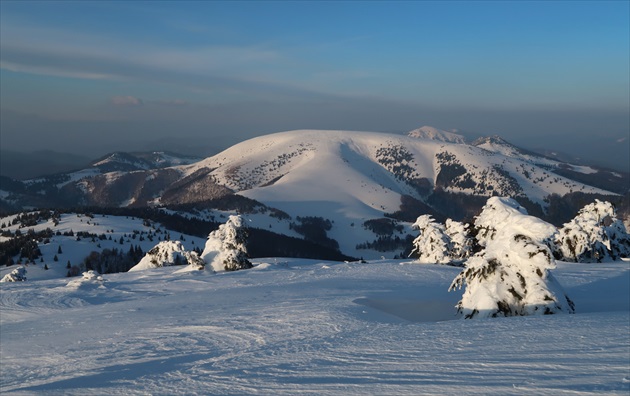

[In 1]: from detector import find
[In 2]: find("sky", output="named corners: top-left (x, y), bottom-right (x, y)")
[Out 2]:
top-left (1, 1), bottom-right (629, 170)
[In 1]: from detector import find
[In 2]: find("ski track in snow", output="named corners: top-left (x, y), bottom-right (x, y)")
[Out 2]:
top-left (1, 260), bottom-right (628, 395)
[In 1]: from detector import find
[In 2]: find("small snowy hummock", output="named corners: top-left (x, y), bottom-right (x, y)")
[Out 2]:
top-left (201, 215), bottom-right (253, 272)
top-left (450, 197), bottom-right (575, 319)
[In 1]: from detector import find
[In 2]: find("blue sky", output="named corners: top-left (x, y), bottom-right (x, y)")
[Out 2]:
top-left (1, 1), bottom-right (628, 169)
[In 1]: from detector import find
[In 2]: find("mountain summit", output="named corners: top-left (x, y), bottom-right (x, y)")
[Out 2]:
top-left (407, 126), bottom-right (466, 144)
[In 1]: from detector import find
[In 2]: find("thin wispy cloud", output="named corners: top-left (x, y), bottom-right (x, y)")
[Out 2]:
top-left (111, 96), bottom-right (143, 106)
top-left (0, 22), bottom-right (339, 101)
top-left (0, 60), bottom-right (113, 80)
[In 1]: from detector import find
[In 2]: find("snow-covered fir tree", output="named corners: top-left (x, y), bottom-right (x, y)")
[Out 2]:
top-left (445, 219), bottom-right (473, 262)
top-left (449, 197), bottom-right (575, 319)
top-left (202, 215), bottom-right (253, 272)
top-left (554, 200), bottom-right (630, 262)
top-left (409, 215), bottom-right (451, 264)
top-left (129, 240), bottom-right (204, 272)
top-left (1, 266), bottom-right (27, 282)
top-left (409, 216), bottom-right (472, 265)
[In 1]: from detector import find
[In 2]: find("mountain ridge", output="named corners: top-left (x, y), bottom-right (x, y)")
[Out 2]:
top-left (1, 127), bottom-right (627, 258)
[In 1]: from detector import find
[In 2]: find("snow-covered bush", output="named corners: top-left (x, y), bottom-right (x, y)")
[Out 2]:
top-left (1, 266), bottom-right (27, 282)
top-left (409, 216), bottom-right (472, 265)
top-left (409, 215), bottom-right (451, 264)
top-left (82, 270), bottom-right (104, 281)
top-left (445, 219), bottom-right (473, 261)
top-left (129, 240), bottom-right (204, 272)
top-left (555, 200), bottom-right (630, 262)
top-left (186, 252), bottom-right (206, 271)
top-left (202, 215), bottom-right (252, 272)
top-left (449, 197), bottom-right (574, 319)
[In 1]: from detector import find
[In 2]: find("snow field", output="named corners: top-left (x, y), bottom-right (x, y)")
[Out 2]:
top-left (1, 259), bottom-right (628, 395)
top-left (0, 213), bottom-right (206, 281)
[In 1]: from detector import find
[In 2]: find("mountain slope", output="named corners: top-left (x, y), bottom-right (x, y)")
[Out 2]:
top-left (91, 151), bottom-right (201, 173)
top-left (182, 129), bottom-right (616, 214)
top-left (1, 128), bottom-right (625, 259)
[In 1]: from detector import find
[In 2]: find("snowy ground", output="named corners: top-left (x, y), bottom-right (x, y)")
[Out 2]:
top-left (1, 259), bottom-right (628, 395)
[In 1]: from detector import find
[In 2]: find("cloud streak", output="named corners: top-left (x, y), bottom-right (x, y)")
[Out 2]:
top-left (111, 96), bottom-right (143, 106)
top-left (0, 22), bottom-right (347, 103)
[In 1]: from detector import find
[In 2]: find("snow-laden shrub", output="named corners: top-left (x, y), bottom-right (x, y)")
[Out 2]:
top-left (0, 266), bottom-right (27, 282)
top-left (129, 240), bottom-right (204, 272)
top-left (409, 216), bottom-right (472, 265)
top-left (410, 215), bottom-right (451, 264)
top-left (445, 219), bottom-right (473, 261)
top-left (555, 200), bottom-right (630, 262)
top-left (449, 197), bottom-right (574, 319)
top-left (82, 270), bottom-right (103, 281)
top-left (202, 215), bottom-right (252, 272)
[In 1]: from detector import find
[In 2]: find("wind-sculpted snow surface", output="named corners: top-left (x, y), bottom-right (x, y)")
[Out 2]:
top-left (1, 259), bottom-right (628, 395)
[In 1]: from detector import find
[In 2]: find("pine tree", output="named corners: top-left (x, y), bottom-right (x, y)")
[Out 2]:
top-left (555, 200), bottom-right (630, 262)
top-left (449, 197), bottom-right (574, 319)
top-left (58, 245), bottom-right (62, 254)
top-left (201, 215), bottom-right (253, 272)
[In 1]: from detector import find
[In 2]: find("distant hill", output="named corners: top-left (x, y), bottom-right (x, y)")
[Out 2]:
top-left (1, 128), bottom-right (627, 259)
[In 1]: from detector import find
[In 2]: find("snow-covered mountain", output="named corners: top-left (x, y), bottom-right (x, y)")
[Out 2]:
top-left (90, 151), bottom-right (201, 173)
top-left (407, 125), bottom-right (466, 144)
top-left (1, 128), bottom-right (627, 259)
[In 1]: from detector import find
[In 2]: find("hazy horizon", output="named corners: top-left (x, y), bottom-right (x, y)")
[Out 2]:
top-left (1, 1), bottom-right (628, 171)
